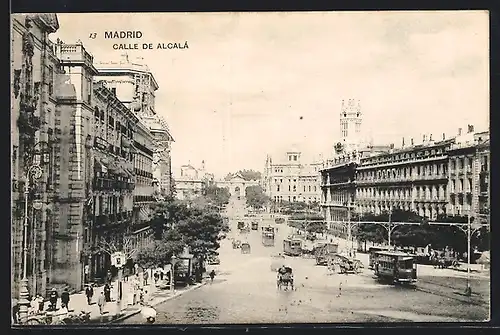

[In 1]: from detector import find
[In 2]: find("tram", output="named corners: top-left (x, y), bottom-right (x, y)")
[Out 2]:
top-left (373, 251), bottom-right (417, 284)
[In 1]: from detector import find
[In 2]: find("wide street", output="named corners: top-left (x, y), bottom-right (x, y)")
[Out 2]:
top-left (119, 198), bottom-right (489, 324)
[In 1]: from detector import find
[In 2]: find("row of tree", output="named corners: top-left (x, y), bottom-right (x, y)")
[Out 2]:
top-left (354, 210), bottom-right (489, 252)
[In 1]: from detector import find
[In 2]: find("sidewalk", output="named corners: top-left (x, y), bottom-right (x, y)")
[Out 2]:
top-left (39, 279), bottom-right (209, 324)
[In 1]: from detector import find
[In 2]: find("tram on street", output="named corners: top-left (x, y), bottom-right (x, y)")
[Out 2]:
top-left (368, 246), bottom-right (391, 269)
top-left (373, 251), bottom-right (417, 284)
top-left (283, 237), bottom-right (302, 256)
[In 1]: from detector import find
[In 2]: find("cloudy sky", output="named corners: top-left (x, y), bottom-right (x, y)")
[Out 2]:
top-left (50, 11), bottom-right (489, 178)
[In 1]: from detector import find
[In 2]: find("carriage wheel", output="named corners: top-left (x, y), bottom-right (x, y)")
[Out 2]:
top-left (354, 262), bottom-right (360, 273)
top-left (25, 317), bottom-right (42, 325)
top-left (52, 319), bottom-right (66, 325)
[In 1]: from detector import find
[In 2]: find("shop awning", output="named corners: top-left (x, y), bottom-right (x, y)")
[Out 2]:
top-left (94, 157), bottom-right (108, 173)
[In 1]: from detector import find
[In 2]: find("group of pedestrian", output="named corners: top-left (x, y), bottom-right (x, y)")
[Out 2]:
top-left (48, 288), bottom-right (71, 311)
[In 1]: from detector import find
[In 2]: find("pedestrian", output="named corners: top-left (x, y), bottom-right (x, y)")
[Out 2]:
top-left (107, 269), bottom-right (112, 284)
top-left (85, 285), bottom-right (94, 305)
top-left (97, 291), bottom-right (105, 315)
top-left (61, 288), bottom-right (70, 310)
top-left (160, 271), bottom-right (164, 281)
top-left (12, 298), bottom-right (19, 324)
top-left (37, 294), bottom-right (44, 312)
top-left (337, 281), bottom-right (342, 297)
top-left (49, 288), bottom-right (59, 311)
top-left (143, 270), bottom-right (149, 286)
top-left (104, 283), bottom-right (111, 302)
top-left (30, 296), bottom-right (39, 315)
top-left (154, 271), bottom-right (159, 284)
top-left (209, 269), bottom-right (216, 283)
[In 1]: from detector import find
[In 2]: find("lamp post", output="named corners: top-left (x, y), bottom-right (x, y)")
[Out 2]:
top-left (170, 255), bottom-right (177, 293)
top-left (18, 163), bottom-right (43, 324)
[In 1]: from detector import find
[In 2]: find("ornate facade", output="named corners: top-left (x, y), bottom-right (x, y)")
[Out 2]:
top-left (88, 81), bottom-right (138, 282)
top-left (11, 13), bottom-right (60, 298)
top-left (321, 127), bottom-right (490, 236)
top-left (94, 55), bottom-right (174, 197)
top-left (263, 150), bottom-right (322, 204)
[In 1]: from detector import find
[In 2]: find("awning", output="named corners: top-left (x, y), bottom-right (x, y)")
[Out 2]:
top-left (106, 160), bottom-right (119, 174)
top-left (94, 157), bottom-right (108, 173)
top-left (138, 207), bottom-right (150, 222)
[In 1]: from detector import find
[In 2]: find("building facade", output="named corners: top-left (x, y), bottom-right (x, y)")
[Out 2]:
top-left (263, 150), bottom-right (322, 204)
top-left (11, 13), bottom-right (60, 298)
top-left (87, 80), bottom-right (137, 282)
top-left (175, 161), bottom-right (215, 200)
top-left (94, 55), bottom-right (174, 197)
top-left (216, 173), bottom-right (260, 198)
top-left (321, 127), bottom-right (490, 235)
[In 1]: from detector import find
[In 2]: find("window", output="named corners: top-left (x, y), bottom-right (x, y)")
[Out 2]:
top-left (293, 155), bottom-right (297, 161)
top-left (111, 87), bottom-right (117, 95)
top-left (288, 185), bottom-right (291, 191)
top-left (293, 185), bottom-right (296, 192)
top-left (48, 66), bottom-right (54, 96)
top-left (277, 185), bottom-right (280, 192)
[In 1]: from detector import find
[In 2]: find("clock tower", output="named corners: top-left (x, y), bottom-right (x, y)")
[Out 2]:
top-left (338, 99), bottom-right (362, 154)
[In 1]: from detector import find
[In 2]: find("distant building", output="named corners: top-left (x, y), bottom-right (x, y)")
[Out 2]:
top-left (263, 149), bottom-right (322, 204)
top-left (174, 161), bottom-right (214, 200)
top-left (216, 172), bottom-right (260, 198)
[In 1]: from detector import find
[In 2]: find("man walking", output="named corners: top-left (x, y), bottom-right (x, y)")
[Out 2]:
top-left (61, 288), bottom-right (70, 310)
top-left (97, 291), bottom-right (106, 315)
top-left (209, 269), bottom-right (216, 283)
top-left (85, 285), bottom-right (94, 305)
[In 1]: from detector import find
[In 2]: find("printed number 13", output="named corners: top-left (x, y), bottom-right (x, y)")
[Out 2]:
top-left (89, 33), bottom-right (97, 39)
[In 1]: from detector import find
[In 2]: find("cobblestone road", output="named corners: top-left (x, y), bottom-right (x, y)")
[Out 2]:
top-left (119, 214), bottom-right (489, 324)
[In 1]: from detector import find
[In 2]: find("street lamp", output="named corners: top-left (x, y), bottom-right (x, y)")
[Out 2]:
top-left (170, 255), bottom-right (177, 293)
top-left (17, 140), bottom-right (52, 324)
top-left (18, 164), bottom-right (43, 323)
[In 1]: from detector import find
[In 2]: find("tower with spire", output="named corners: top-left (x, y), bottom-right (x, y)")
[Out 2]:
top-left (338, 99), bottom-right (362, 153)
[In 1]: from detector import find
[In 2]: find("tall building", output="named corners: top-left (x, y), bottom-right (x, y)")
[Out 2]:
top-left (263, 149), bottom-right (322, 204)
top-left (11, 13), bottom-right (60, 298)
top-left (88, 80), bottom-right (138, 282)
top-left (320, 119), bottom-right (490, 236)
top-left (94, 55), bottom-right (174, 197)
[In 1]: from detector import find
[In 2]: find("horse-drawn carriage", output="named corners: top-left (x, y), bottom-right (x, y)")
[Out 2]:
top-left (276, 266), bottom-right (294, 290)
top-left (328, 254), bottom-right (363, 274)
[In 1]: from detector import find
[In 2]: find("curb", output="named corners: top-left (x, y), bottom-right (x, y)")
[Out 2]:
top-left (108, 281), bottom-right (210, 324)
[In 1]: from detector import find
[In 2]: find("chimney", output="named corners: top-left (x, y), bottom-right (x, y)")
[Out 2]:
top-left (458, 128), bottom-right (462, 136)
top-left (423, 134), bottom-right (427, 143)
top-left (402, 137), bottom-right (405, 148)
top-left (468, 124), bottom-right (474, 133)
top-left (442, 133), bottom-right (446, 140)
top-left (429, 134), bottom-right (433, 141)
top-left (411, 138), bottom-right (414, 146)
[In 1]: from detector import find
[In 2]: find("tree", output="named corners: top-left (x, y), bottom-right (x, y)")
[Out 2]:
top-left (175, 205), bottom-right (229, 261)
top-left (149, 199), bottom-right (191, 239)
top-left (244, 185), bottom-right (269, 209)
top-left (203, 185), bottom-right (230, 207)
top-left (135, 229), bottom-right (185, 269)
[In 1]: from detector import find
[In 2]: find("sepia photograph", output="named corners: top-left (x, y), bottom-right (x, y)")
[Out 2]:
top-left (10, 11), bottom-right (490, 325)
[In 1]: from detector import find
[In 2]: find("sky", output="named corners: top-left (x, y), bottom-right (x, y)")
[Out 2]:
top-left (49, 11), bottom-right (489, 179)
